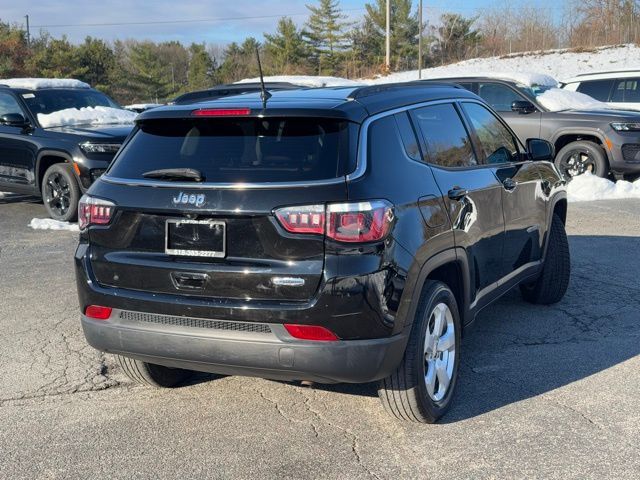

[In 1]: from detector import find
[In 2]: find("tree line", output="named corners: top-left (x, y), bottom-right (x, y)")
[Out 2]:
top-left (1, 0), bottom-right (638, 104)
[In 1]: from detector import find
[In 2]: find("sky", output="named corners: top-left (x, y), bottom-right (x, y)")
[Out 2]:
top-left (2, 0), bottom-right (561, 45)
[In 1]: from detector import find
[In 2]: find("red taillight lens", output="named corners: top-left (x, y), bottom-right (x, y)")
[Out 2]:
top-left (192, 108), bottom-right (251, 117)
top-left (275, 205), bottom-right (325, 235)
top-left (78, 195), bottom-right (115, 230)
top-left (327, 201), bottom-right (393, 242)
top-left (85, 305), bottom-right (112, 320)
top-left (284, 324), bottom-right (339, 341)
top-left (274, 201), bottom-right (393, 243)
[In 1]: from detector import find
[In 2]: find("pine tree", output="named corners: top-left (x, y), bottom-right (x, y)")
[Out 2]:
top-left (362, 0), bottom-right (421, 71)
top-left (264, 17), bottom-right (309, 74)
top-left (431, 14), bottom-right (481, 65)
top-left (303, 0), bottom-right (351, 75)
top-left (187, 43), bottom-right (215, 91)
top-left (76, 37), bottom-right (115, 92)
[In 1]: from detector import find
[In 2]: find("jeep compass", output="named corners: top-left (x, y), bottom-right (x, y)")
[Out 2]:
top-left (76, 84), bottom-right (570, 423)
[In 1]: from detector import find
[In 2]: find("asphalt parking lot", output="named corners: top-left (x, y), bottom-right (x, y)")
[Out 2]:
top-left (0, 193), bottom-right (638, 479)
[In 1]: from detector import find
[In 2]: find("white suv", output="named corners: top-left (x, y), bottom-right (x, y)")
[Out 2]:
top-left (561, 70), bottom-right (640, 110)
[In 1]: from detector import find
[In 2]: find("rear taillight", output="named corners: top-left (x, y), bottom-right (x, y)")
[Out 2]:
top-left (274, 200), bottom-right (393, 243)
top-left (78, 195), bottom-right (115, 230)
top-left (85, 305), bottom-right (112, 320)
top-left (192, 108), bottom-right (251, 117)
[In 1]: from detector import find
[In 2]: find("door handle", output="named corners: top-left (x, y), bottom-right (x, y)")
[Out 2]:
top-left (502, 178), bottom-right (517, 191)
top-left (447, 187), bottom-right (469, 201)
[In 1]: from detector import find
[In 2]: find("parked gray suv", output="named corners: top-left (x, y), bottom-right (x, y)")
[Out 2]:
top-left (437, 77), bottom-right (640, 180)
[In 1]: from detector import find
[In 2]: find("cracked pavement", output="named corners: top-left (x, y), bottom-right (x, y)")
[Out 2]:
top-left (0, 194), bottom-right (638, 479)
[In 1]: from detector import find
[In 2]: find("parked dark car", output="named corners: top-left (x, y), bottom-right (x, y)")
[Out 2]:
top-left (434, 76), bottom-right (640, 180)
top-left (172, 82), bottom-right (304, 105)
top-left (76, 83), bottom-right (569, 423)
top-left (0, 79), bottom-right (134, 221)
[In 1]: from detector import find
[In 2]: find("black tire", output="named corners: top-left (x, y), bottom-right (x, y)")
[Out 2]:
top-left (41, 163), bottom-right (80, 222)
top-left (378, 281), bottom-right (461, 423)
top-left (520, 213), bottom-right (570, 305)
top-left (554, 140), bottom-right (608, 180)
top-left (116, 354), bottom-right (192, 388)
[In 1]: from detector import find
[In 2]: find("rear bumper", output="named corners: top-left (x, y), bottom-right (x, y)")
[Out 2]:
top-left (82, 310), bottom-right (408, 383)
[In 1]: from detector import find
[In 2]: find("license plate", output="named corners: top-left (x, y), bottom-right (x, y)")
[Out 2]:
top-left (165, 219), bottom-right (226, 258)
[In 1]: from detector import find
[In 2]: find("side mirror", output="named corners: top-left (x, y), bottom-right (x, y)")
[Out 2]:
top-left (0, 113), bottom-right (29, 128)
top-left (511, 100), bottom-right (536, 114)
top-left (527, 138), bottom-right (554, 161)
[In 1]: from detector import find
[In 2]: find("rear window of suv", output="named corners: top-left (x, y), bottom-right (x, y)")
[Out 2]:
top-left (107, 117), bottom-right (351, 183)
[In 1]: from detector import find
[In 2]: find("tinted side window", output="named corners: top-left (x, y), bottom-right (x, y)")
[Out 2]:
top-left (611, 78), bottom-right (640, 102)
top-left (0, 92), bottom-right (25, 117)
top-left (394, 112), bottom-right (421, 161)
top-left (576, 79), bottom-right (614, 101)
top-left (411, 103), bottom-right (477, 168)
top-left (477, 83), bottom-right (523, 112)
top-left (462, 102), bottom-right (520, 165)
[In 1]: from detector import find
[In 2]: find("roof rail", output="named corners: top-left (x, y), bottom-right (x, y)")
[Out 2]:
top-left (349, 81), bottom-right (461, 100)
top-left (573, 69), bottom-right (640, 78)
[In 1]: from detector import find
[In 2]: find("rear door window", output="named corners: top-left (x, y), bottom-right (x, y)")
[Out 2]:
top-left (462, 102), bottom-right (521, 165)
top-left (108, 117), bottom-right (352, 183)
top-left (576, 79), bottom-right (615, 101)
top-left (611, 78), bottom-right (640, 102)
top-left (411, 103), bottom-right (478, 168)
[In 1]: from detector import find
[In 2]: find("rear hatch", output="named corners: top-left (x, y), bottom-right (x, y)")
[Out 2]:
top-left (86, 114), bottom-right (354, 303)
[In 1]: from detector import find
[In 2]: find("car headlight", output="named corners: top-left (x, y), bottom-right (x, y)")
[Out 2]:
top-left (79, 142), bottom-right (122, 154)
top-left (610, 122), bottom-right (640, 132)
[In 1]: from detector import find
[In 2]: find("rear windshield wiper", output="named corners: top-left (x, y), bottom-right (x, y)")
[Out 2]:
top-left (142, 168), bottom-right (204, 182)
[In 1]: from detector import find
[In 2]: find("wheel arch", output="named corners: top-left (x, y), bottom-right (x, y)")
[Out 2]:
top-left (402, 248), bottom-right (471, 331)
top-left (36, 150), bottom-right (73, 191)
top-left (551, 131), bottom-right (612, 165)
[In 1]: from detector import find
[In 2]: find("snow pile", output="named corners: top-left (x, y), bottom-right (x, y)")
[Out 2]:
top-left (29, 218), bottom-right (79, 231)
top-left (567, 172), bottom-right (640, 201)
top-left (0, 78), bottom-right (90, 90)
top-left (37, 106), bottom-right (137, 128)
top-left (536, 88), bottom-right (608, 112)
top-left (237, 75), bottom-right (360, 88)
top-left (377, 44), bottom-right (640, 84)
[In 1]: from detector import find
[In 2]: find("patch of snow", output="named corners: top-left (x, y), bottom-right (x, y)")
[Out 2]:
top-left (29, 218), bottom-right (79, 231)
top-left (567, 172), bottom-right (640, 201)
top-left (236, 75), bottom-right (360, 88)
top-left (124, 103), bottom-right (163, 111)
top-left (0, 78), bottom-right (90, 90)
top-left (536, 88), bottom-right (608, 112)
top-left (37, 106), bottom-right (137, 128)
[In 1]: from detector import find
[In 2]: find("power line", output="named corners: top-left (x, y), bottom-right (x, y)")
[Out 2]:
top-left (30, 8), bottom-right (366, 29)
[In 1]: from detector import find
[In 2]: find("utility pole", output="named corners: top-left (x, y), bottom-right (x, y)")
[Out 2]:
top-left (385, 0), bottom-right (391, 72)
top-left (418, 0), bottom-right (423, 79)
top-left (24, 14), bottom-right (30, 48)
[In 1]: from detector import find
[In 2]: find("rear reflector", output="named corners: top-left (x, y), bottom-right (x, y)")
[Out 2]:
top-left (85, 305), bottom-right (112, 320)
top-left (284, 324), bottom-right (339, 341)
top-left (192, 108), bottom-right (251, 117)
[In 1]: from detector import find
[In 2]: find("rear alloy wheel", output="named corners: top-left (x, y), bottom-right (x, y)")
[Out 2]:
top-left (116, 354), bottom-right (193, 388)
top-left (554, 140), bottom-right (608, 180)
top-left (41, 163), bottom-right (80, 222)
top-left (378, 281), bottom-right (461, 423)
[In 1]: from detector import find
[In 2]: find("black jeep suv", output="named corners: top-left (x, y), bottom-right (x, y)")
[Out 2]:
top-left (76, 83), bottom-right (570, 423)
top-left (0, 79), bottom-right (134, 221)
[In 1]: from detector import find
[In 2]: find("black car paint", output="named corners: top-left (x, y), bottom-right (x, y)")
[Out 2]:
top-left (0, 86), bottom-right (132, 195)
top-left (76, 84), bottom-right (567, 383)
